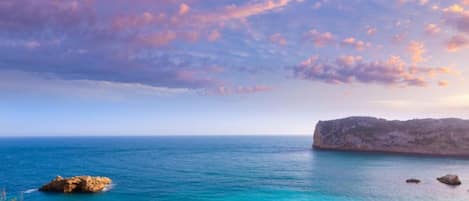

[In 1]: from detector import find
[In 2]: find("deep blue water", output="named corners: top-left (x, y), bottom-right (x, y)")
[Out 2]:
top-left (1, 136), bottom-right (469, 201)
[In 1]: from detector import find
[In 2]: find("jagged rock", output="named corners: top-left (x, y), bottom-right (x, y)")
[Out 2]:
top-left (39, 175), bottom-right (112, 193)
top-left (406, 178), bottom-right (420, 183)
top-left (313, 117), bottom-right (469, 156)
top-left (437, 174), bottom-right (461, 186)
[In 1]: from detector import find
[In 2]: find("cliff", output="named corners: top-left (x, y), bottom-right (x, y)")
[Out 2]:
top-left (313, 117), bottom-right (469, 156)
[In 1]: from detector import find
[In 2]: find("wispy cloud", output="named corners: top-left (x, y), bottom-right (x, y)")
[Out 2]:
top-left (340, 37), bottom-right (371, 51)
top-left (304, 29), bottom-right (335, 47)
top-left (424, 23), bottom-right (441, 35)
top-left (0, 0), bottom-right (300, 94)
top-left (446, 34), bottom-right (469, 51)
top-left (0, 70), bottom-right (193, 100)
top-left (291, 55), bottom-right (455, 87)
top-left (366, 27), bottom-right (377, 35)
top-left (206, 85), bottom-right (272, 96)
top-left (407, 41), bottom-right (426, 64)
top-left (270, 33), bottom-right (288, 46)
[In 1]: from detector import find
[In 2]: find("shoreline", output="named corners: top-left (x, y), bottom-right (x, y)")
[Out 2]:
top-left (313, 145), bottom-right (469, 159)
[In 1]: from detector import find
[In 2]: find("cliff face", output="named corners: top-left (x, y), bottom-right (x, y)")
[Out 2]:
top-left (313, 117), bottom-right (469, 156)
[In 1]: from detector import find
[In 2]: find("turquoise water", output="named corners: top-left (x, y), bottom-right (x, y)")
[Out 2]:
top-left (1, 136), bottom-right (469, 201)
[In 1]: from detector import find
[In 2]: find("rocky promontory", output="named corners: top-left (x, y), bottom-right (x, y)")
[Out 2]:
top-left (39, 176), bottom-right (112, 193)
top-left (313, 117), bottom-right (469, 156)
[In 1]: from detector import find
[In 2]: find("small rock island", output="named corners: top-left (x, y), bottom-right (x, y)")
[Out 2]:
top-left (437, 174), bottom-right (461, 185)
top-left (39, 176), bottom-right (112, 193)
top-left (313, 117), bottom-right (469, 156)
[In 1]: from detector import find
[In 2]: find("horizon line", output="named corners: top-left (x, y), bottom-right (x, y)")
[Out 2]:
top-left (0, 134), bottom-right (313, 138)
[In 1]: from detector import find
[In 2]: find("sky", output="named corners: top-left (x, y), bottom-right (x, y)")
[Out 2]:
top-left (0, 0), bottom-right (469, 136)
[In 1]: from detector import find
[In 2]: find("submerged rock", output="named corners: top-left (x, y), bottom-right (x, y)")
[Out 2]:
top-left (406, 178), bottom-right (421, 184)
top-left (313, 117), bottom-right (469, 156)
top-left (39, 175), bottom-right (112, 193)
top-left (437, 174), bottom-right (461, 186)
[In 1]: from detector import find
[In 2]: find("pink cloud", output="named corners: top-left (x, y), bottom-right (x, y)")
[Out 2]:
top-left (110, 0), bottom-right (299, 47)
top-left (366, 27), bottom-right (377, 35)
top-left (391, 33), bottom-right (406, 43)
top-left (112, 12), bottom-right (167, 30)
top-left (407, 41), bottom-right (426, 64)
top-left (438, 80), bottom-right (449, 87)
top-left (165, 0), bottom-right (298, 31)
top-left (424, 23), bottom-right (441, 35)
top-left (446, 34), bottom-right (469, 52)
top-left (340, 37), bottom-right (371, 51)
top-left (179, 3), bottom-right (190, 15)
top-left (0, 0), bottom-right (293, 94)
top-left (208, 30), bottom-right (221, 42)
top-left (181, 31), bottom-right (200, 42)
top-left (136, 31), bottom-right (177, 47)
top-left (304, 29), bottom-right (334, 47)
top-left (292, 55), bottom-right (455, 87)
top-left (442, 4), bottom-right (469, 34)
top-left (215, 0), bottom-right (294, 21)
top-left (396, 0), bottom-right (429, 5)
top-left (270, 33), bottom-right (287, 46)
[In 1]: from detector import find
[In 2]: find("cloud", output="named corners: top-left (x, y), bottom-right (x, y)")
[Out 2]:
top-left (291, 55), bottom-right (455, 87)
top-left (340, 37), bottom-right (371, 50)
top-left (438, 80), bottom-right (449, 87)
top-left (0, 0), bottom-right (96, 32)
top-left (391, 33), bottom-right (406, 43)
top-left (208, 29), bottom-right (221, 42)
top-left (442, 4), bottom-right (469, 34)
top-left (109, 0), bottom-right (299, 47)
top-left (212, 0), bottom-right (295, 21)
top-left (270, 33), bottom-right (287, 46)
top-left (0, 0), bottom-right (260, 92)
top-left (366, 27), bottom-right (377, 35)
top-left (136, 31), bottom-right (178, 47)
top-left (424, 23), bottom-right (441, 35)
top-left (0, 40), bottom-right (224, 89)
top-left (446, 34), bottom-right (469, 51)
top-left (179, 3), bottom-right (190, 15)
top-left (304, 29), bottom-right (335, 47)
top-left (396, 0), bottom-right (429, 5)
top-left (407, 41), bottom-right (426, 63)
top-left (207, 85), bottom-right (272, 95)
top-left (112, 12), bottom-right (167, 30)
top-left (0, 70), bottom-right (192, 100)
top-left (445, 4), bottom-right (465, 14)
top-left (313, 2), bottom-right (322, 9)
top-left (24, 41), bottom-right (40, 49)
top-left (419, 0), bottom-right (429, 5)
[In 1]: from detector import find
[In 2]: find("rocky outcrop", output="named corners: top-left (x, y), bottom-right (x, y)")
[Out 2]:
top-left (39, 176), bottom-right (112, 193)
top-left (437, 174), bottom-right (461, 185)
top-left (406, 178), bottom-right (421, 184)
top-left (313, 117), bottom-right (469, 156)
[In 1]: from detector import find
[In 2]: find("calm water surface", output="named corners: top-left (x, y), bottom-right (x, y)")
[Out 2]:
top-left (1, 136), bottom-right (469, 201)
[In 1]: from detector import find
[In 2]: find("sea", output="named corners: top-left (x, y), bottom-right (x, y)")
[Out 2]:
top-left (1, 136), bottom-right (469, 201)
